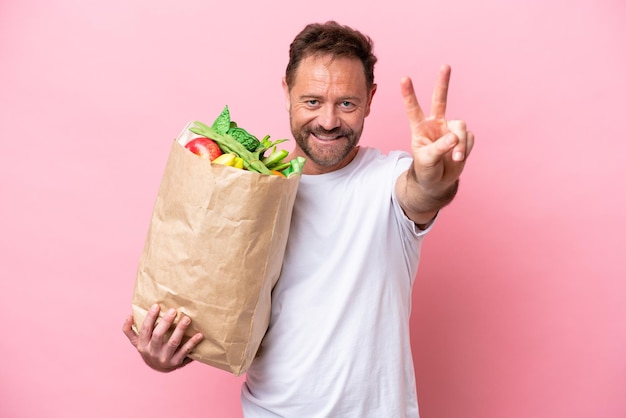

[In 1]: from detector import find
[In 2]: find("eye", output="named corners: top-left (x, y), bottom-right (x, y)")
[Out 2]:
top-left (306, 99), bottom-right (320, 107)
top-left (339, 101), bottom-right (355, 109)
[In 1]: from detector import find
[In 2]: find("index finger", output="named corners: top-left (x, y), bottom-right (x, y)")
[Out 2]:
top-left (431, 64), bottom-right (451, 119)
top-left (400, 76), bottom-right (426, 125)
top-left (138, 303), bottom-right (161, 344)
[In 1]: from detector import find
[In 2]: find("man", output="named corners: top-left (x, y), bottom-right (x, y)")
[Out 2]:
top-left (123, 21), bottom-right (474, 417)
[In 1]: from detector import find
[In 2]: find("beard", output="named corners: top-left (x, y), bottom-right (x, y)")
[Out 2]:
top-left (290, 118), bottom-right (363, 167)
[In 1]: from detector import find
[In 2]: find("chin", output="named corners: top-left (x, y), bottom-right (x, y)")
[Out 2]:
top-left (308, 142), bottom-right (357, 167)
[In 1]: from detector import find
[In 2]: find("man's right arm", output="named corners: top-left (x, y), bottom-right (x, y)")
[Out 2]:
top-left (122, 304), bottom-right (204, 372)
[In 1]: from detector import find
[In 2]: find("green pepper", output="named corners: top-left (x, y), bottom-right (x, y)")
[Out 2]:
top-left (262, 149), bottom-right (289, 169)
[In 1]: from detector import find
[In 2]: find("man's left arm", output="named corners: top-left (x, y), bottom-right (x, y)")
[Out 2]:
top-left (395, 64), bottom-right (475, 227)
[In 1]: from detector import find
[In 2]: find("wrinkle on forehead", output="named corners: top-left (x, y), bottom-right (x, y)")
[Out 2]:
top-left (293, 55), bottom-right (368, 101)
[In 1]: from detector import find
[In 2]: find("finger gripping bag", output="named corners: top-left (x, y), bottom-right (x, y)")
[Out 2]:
top-left (131, 121), bottom-right (301, 376)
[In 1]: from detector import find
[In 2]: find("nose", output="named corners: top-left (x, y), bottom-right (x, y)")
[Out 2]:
top-left (318, 105), bottom-right (340, 130)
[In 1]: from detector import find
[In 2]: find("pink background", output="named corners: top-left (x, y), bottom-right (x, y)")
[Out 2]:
top-left (1, 0), bottom-right (625, 417)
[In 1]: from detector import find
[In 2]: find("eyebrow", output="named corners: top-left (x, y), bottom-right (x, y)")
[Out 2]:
top-left (298, 94), bottom-right (363, 103)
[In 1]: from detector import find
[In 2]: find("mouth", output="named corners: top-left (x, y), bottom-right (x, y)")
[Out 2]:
top-left (310, 130), bottom-right (347, 142)
top-left (313, 134), bottom-right (342, 142)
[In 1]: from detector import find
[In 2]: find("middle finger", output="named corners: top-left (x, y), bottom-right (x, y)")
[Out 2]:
top-left (431, 64), bottom-right (451, 120)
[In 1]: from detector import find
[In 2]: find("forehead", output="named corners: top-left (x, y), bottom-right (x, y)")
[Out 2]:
top-left (292, 54), bottom-right (368, 97)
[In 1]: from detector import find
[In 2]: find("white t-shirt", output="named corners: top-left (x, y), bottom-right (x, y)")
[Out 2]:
top-left (241, 147), bottom-right (432, 417)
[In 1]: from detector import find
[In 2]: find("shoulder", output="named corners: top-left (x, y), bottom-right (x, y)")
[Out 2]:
top-left (355, 147), bottom-right (413, 177)
top-left (355, 146), bottom-right (411, 165)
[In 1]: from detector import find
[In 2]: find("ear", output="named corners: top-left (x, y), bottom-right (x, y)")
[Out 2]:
top-left (364, 83), bottom-right (377, 117)
top-left (282, 77), bottom-right (291, 112)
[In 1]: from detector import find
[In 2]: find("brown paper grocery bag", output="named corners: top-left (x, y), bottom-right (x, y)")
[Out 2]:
top-left (132, 131), bottom-right (300, 376)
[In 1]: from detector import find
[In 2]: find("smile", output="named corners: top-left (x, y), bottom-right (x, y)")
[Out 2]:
top-left (312, 133), bottom-right (344, 141)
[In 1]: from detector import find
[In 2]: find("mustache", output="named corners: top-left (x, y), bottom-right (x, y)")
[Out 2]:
top-left (307, 126), bottom-right (353, 137)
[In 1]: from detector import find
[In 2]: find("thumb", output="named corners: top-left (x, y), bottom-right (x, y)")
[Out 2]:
top-left (418, 132), bottom-right (458, 165)
top-left (122, 314), bottom-right (139, 347)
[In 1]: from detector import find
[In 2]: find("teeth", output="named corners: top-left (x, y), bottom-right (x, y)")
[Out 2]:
top-left (315, 134), bottom-right (338, 141)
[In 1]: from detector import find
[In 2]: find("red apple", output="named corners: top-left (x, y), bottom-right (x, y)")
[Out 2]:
top-left (184, 137), bottom-right (223, 160)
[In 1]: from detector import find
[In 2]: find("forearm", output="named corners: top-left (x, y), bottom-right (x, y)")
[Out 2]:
top-left (395, 166), bottom-right (459, 227)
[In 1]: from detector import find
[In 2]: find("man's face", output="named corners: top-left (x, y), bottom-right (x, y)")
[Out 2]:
top-left (283, 54), bottom-right (376, 174)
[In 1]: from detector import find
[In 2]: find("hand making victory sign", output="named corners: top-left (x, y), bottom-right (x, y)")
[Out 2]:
top-left (395, 64), bottom-right (475, 226)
